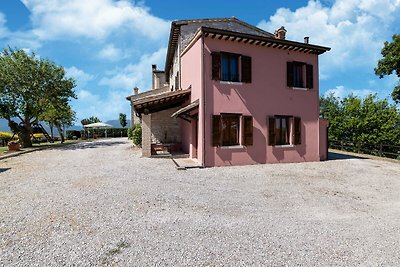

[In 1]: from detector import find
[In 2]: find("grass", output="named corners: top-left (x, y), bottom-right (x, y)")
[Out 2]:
top-left (0, 139), bottom-right (85, 156)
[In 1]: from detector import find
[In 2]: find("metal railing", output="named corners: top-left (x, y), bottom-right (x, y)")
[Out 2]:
top-left (330, 141), bottom-right (400, 160)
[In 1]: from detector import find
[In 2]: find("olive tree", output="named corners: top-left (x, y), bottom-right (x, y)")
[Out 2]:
top-left (0, 47), bottom-right (76, 147)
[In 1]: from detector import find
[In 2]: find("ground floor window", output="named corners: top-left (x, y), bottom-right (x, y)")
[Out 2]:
top-left (268, 116), bottom-right (301, 146)
top-left (212, 114), bottom-right (253, 147)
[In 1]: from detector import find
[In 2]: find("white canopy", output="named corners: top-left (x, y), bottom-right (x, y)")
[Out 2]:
top-left (83, 122), bottom-right (113, 129)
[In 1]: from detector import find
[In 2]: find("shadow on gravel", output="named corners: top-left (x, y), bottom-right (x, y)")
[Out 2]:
top-left (328, 152), bottom-right (366, 161)
top-left (0, 168), bottom-right (11, 173)
top-left (50, 141), bottom-right (127, 151)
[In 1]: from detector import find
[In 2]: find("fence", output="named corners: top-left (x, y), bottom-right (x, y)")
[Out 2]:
top-left (330, 141), bottom-right (400, 160)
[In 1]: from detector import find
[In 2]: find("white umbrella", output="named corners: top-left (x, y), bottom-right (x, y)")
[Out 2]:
top-left (83, 122), bottom-right (113, 138)
top-left (83, 122), bottom-right (113, 129)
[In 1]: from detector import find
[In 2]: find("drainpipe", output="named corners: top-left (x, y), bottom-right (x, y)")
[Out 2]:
top-left (201, 33), bottom-right (206, 167)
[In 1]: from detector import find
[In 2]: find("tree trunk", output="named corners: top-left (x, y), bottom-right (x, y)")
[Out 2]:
top-left (8, 120), bottom-right (33, 147)
top-left (56, 124), bottom-right (65, 143)
top-left (49, 123), bottom-right (54, 139)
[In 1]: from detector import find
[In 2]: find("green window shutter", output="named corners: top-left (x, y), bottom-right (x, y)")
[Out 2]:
top-left (242, 116), bottom-right (253, 146)
top-left (287, 62), bottom-right (294, 87)
top-left (268, 116), bottom-right (276, 146)
top-left (212, 115), bottom-right (221, 147)
top-left (211, 52), bottom-right (221, 81)
top-left (306, 64), bottom-right (313, 89)
top-left (294, 117), bottom-right (301, 145)
top-left (241, 56), bottom-right (252, 83)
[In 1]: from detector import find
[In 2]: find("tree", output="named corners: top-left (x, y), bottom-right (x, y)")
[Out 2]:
top-left (81, 116), bottom-right (100, 127)
top-left (42, 102), bottom-right (76, 143)
top-left (119, 113), bottom-right (127, 128)
top-left (375, 34), bottom-right (400, 103)
top-left (0, 47), bottom-right (76, 147)
top-left (320, 94), bottom-right (400, 148)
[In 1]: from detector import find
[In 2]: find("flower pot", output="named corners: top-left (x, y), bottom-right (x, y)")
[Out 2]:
top-left (8, 143), bottom-right (20, 151)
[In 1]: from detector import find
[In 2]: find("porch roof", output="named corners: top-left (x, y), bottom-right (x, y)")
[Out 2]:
top-left (171, 99), bottom-right (199, 118)
top-left (133, 89), bottom-right (191, 115)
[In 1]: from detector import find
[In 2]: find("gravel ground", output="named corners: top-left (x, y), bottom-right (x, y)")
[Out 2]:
top-left (0, 138), bottom-right (400, 266)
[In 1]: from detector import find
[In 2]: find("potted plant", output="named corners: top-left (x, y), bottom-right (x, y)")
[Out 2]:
top-left (7, 140), bottom-right (20, 151)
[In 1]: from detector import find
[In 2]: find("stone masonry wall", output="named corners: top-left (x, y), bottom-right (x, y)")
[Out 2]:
top-left (151, 107), bottom-right (181, 144)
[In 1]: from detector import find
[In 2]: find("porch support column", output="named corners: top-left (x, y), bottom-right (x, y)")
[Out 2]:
top-left (142, 113), bottom-right (152, 157)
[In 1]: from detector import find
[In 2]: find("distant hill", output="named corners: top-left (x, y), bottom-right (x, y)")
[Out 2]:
top-left (104, 119), bottom-right (132, 128)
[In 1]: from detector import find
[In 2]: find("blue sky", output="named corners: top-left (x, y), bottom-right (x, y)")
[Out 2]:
top-left (0, 0), bottom-right (399, 123)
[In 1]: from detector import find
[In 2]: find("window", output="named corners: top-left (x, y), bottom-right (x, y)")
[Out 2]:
top-left (212, 52), bottom-right (252, 83)
top-left (212, 114), bottom-right (253, 147)
top-left (268, 116), bottom-right (301, 146)
top-left (287, 62), bottom-right (313, 89)
top-left (221, 53), bottom-right (239, 82)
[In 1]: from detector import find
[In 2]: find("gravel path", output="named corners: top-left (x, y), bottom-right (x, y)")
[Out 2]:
top-left (1, 138), bottom-right (400, 266)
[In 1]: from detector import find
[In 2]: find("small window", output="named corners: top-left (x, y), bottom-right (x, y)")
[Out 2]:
top-left (287, 62), bottom-right (313, 89)
top-left (221, 53), bottom-right (239, 82)
top-left (221, 114), bottom-right (240, 146)
top-left (212, 114), bottom-right (253, 147)
top-left (275, 116), bottom-right (291, 145)
top-left (212, 52), bottom-right (252, 83)
top-left (268, 116), bottom-right (302, 146)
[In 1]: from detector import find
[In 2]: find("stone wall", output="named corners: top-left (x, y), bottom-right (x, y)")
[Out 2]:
top-left (150, 107), bottom-right (181, 144)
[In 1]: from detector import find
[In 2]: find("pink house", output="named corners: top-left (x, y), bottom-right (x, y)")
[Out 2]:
top-left (126, 18), bottom-right (330, 167)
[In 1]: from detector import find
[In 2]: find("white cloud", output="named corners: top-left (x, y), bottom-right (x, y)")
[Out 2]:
top-left (99, 47), bottom-right (166, 91)
top-left (98, 44), bottom-right (123, 61)
top-left (0, 13), bottom-right (9, 38)
top-left (325, 85), bottom-right (385, 99)
top-left (73, 89), bottom-right (130, 122)
top-left (257, 0), bottom-right (400, 78)
top-left (65, 66), bottom-right (94, 87)
top-left (21, 0), bottom-right (170, 41)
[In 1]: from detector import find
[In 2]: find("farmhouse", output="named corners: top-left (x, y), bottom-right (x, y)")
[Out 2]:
top-left (126, 17), bottom-right (330, 167)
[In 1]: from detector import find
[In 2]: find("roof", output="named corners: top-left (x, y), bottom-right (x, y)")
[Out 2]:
top-left (171, 99), bottom-right (199, 118)
top-left (165, 17), bottom-right (274, 79)
top-left (180, 26), bottom-right (331, 56)
top-left (132, 89), bottom-right (191, 115)
top-left (165, 17), bottom-right (331, 79)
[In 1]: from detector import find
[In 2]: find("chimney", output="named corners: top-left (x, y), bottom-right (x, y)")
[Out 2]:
top-left (152, 64), bottom-right (157, 71)
top-left (274, 26), bottom-right (287, 40)
top-left (304, 37), bottom-right (309, 44)
top-left (133, 86), bottom-right (139, 95)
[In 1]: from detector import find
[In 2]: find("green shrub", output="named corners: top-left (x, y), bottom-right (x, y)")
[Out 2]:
top-left (132, 124), bottom-right (142, 146)
top-left (127, 127), bottom-right (134, 140)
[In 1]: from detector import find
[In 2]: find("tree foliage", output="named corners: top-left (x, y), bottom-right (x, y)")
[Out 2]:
top-left (375, 34), bottom-right (400, 103)
top-left (320, 94), bottom-right (400, 148)
top-left (81, 116), bottom-right (100, 126)
top-left (119, 113), bottom-right (127, 128)
top-left (0, 47), bottom-right (76, 147)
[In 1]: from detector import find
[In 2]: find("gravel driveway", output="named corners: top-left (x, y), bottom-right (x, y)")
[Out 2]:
top-left (1, 138), bottom-right (400, 266)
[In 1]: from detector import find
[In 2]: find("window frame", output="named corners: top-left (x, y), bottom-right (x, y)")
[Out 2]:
top-left (212, 52), bottom-right (252, 83)
top-left (221, 53), bottom-right (240, 82)
top-left (212, 114), bottom-right (253, 147)
top-left (287, 61), bottom-right (313, 89)
top-left (268, 115), bottom-right (302, 146)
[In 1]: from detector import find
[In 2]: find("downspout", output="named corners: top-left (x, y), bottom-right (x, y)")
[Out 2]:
top-left (201, 33), bottom-right (206, 167)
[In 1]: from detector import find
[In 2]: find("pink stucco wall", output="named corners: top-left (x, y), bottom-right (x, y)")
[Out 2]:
top-left (201, 37), bottom-right (322, 167)
top-left (319, 119), bottom-right (329, 160)
top-left (180, 38), bottom-right (203, 161)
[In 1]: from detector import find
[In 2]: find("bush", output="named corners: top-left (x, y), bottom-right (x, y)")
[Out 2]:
top-left (127, 127), bottom-right (134, 140)
top-left (132, 124), bottom-right (142, 146)
top-left (66, 130), bottom-right (82, 140)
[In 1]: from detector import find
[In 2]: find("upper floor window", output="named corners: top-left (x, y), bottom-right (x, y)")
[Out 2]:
top-left (212, 52), bottom-right (252, 83)
top-left (287, 62), bottom-right (313, 89)
top-left (221, 53), bottom-right (239, 82)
